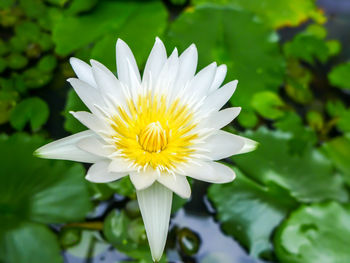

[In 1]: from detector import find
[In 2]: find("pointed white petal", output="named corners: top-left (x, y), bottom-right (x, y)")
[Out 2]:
top-left (86, 161), bottom-right (127, 183)
top-left (136, 182), bottom-right (172, 262)
top-left (69, 57), bottom-right (96, 88)
top-left (238, 137), bottom-right (258, 154)
top-left (76, 136), bottom-right (113, 157)
top-left (90, 59), bottom-right (126, 107)
top-left (209, 64), bottom-right (227, 93)
top-left (116, 39), bottom-right (141, 86)
top-left (201, 80), bottom-right (238, 116)
top-left (70, 111), bottom-right (112, 134)
top-left (129, 171), bottom-right (157, 190)
top-left (157, 174), bottom-right (191, 199)
top-left (203, 130), bottom-right (245, 160)
top-left (35, 131), bottom-right (103, 163)
top-left (67, 78), bottom-right (105, 115)
top-left (206, 107), bottom-right (241, 130)
top-left (157, 48), bottom-right (179, 97)
top-left (183, 161), bottom-right (236, 183)
top-left (143, 37), bottom-right (167, 83)
top-left (175, 44), bottom-right (198, 89)
top-left (187, 62), bottom-right (217, 99)
top-left (108, 158), bottom-right (134, 173)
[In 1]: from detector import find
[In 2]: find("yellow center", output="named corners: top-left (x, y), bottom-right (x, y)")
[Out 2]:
top-left (139, 121), bottom-right (167, 153)
top-left (109, 92), bottom-right (198, 174)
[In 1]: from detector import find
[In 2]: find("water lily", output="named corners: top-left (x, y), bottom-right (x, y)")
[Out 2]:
top-left (35, 37), bottom-right (257, 262)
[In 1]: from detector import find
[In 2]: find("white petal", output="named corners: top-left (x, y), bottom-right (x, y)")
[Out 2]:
top-left (116, 39), bottom-right (141, 86)
top-left (67, 78), bottom-right (105, 115)
top-left (35, 131), bottom-right (103, 163)
top-left (183, 161), bottom-right (236, 183)
top-left (86, 161), bottom-right (127, 183)
top-left (108, 158), bottom-right (134, 173)
top-left (69, 57), bottom-right (96, 88)
top-left (129, 171), bottom-right (157, 190)
top-left (70, 111), bottom-right (112, 134)
top-left (143, 37), bottom-right (167, 84)
top-left (90, 59), bottom-right (126, 107)
top-left (203, 130), bottom-right (245, 160)
top-left (186, 62), bottom-right (217, 99)
top-left (206, 107), bottom-right (241, 130)
top-left (174, 44), bottom-right (198, 89)
top-left (201, 80), bottom-right (238, 116)
top-left (157, 48), bottom-right (179, 97)
top-left (157, 174), bottom-right (191, 199)
top-left (238, 137), bottom-right (258, 154)
top-left (136, 182), bottom-right (172, 262)
top-left (76, 137), bottom-right (113, 157)
top-left (209, 64), bottom-right (227, 93)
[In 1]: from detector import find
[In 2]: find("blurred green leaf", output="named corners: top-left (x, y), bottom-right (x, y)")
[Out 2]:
top-left (104, 209), bottom-right (166, 262)
top-left (0, 57), bottom-right (7, 73)
top-left (10, 97), bottom-right (49, 131)
top-left (14, 21), bottom-right (41, 42)
top-left (274, 112), bottom-right (317, 154)
top-left (0, 90), bottom-right (18, 124)
top-left (192, 0), bottom-right (326, 28)
top-left (37, 55), bottom-right (57, 72)
top-left (7, 53), bottom-right (28, 70)
top-left (326, 40), bottom-right (341, 56)
top-left (19, 0), bottom-right (47, 19)
top-left (65, 0), bottom-right (98, 15)
top-left (0, 133), bottom-right (92, 262)
top-left (107, 176), bottom-right (135, 198)
top-left (285, 59), bottom-right (313, 104)
top-left (284, 33), bottom-right (329, 64)
top-left (251, 91), bottom-right (285, 120)
top-left (326, 101), bottom-right (350, 133)
top-left (237, 109), bottom-right (258, 128)
top-left (208, 168), bottom-right (297, 258)
top-left (322, 135), bottom-right (350, 186)
top-left (45, 0), bottom-right (69, 7)
top-left (306, 110), bottom-right (324, 131)
top-left (0, 39), bottom-right (9, 56)
top-left (0, 221), bottom-right (62, 263)
top-left (328, 61), bottom-right (350, 90)
top-left (274, 202), bottom-right (350, 263)
top-left (23, 67), bottom-right (52, 89)
top-left (232, 127), bottom-right (348, 202)
top-left (167, 5), bottom-right (285, 126)
top-left (53, 0), bottom-right (167, 69)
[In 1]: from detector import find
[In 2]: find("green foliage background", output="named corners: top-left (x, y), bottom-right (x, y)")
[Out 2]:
top-left (1, 0), bottom-right (350, 262)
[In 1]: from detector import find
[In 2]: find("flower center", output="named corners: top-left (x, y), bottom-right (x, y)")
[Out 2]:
top-left (139, 122), bottom-right (168, 153)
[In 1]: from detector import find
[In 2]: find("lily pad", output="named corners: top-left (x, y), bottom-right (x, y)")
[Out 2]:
top-left (232, 127), bottom-right (348, 203)
top-left (167, 5), bottom-right (285, 125)
top-left (208, 168), bottom-right (297, 258)
top-left (10, 97), bottom-right (49, 131)
top-left (328, 61), bottom-right (350, 90)
top-left (192, 0), bottom-right (326, 28)
top-left (251, 91), bottom-right (286, 120)
top-left (274, 202), bottom-right (350, 263)
top-left (322, 135), bottom-right (350, 186)
top-left (0, 133), bottom-right (92, 262)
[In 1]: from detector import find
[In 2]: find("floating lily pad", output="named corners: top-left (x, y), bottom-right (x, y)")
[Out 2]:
top-left (0, 133), bottom-right (92, 263)
top-left (274, 202), bottom-right (350, 263)
top-left (167, 5), bottom-right (285, 125)
top-left (192, 0), bottom-right (325, 28)
top-left (208, 168), bottom-right (297, 258)
top-left (232, 127), bottom-right (348, 203)
top-left (329, 61), bottom-right (350, 90)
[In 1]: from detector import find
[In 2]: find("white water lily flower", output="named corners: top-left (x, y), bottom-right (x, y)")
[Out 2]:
top-left (35, 37), bottom-right (257, 262)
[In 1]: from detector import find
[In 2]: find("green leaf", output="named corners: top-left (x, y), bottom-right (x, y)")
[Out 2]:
top-left (306, 110), bottom-right (324, 131)
top-left (251, 91), bottom-right (286, 120)
top-left (284, 33), bottom-right (330, 64)
top-left (104, 209), bottom-right (166, 262)
top-left (0, 90), bottom-right (17, 124)
top-left (7, 53), bottom-right (28, 70)
top-left (326, 101), bottom-right (350, 133)
top-left (53, 0), bottom-right (167, 67)
top-left (192, 0), bottom-right (326, 28)
top-left (274, 202), bottom-right (350, 263)
top-left (65, 0), bottom-right (98, 15)
top-left (0, 221), bottom-right (62, 263)
top-left (167, 5), bottom-right (285, 126)
top-left (37, 55), bottom-right (57, 73)
top-left (208, 168), bottom-right (297, 258)
top-left (232, 127), bottom-right (348, 203)
top-left (322, 135), bottom-right (350, 186)
top-left (10, 97), bottom-right (49, 131)
top-left (329, 61), bottom-right (350, 90)
top-left (0, 133), bottom-right (92, 262)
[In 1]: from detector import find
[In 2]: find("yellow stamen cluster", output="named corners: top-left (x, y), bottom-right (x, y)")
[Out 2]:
top-left (110, 93), bottom-right (198, 174)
